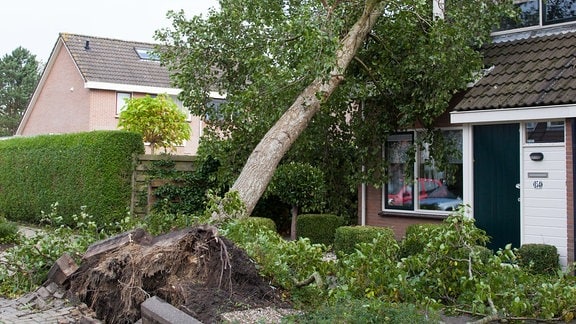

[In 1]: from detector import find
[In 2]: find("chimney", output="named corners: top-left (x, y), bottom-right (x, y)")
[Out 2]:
top-left (84, 40), bottom-right (90, 50)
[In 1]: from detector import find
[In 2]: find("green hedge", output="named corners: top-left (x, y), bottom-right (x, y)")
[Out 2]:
top-left (334, 225), bottom-right (396, 255)
top-left (240, 216), bottom-right (277, 232)
top-left (0, 131), bottom-right (144, 226)
top-left (517, 243), bottom-right (560, 275)
top-left (297, 214), bottom-right (345, 245)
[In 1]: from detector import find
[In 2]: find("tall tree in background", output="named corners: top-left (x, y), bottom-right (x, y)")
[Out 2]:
top-left (157, 0), bottom-right (515, 218)
top-left (0, 47), bottom-right (40, 136)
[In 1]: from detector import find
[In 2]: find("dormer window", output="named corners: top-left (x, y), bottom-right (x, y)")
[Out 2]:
top-left (134, 48), bottom-right (160, 61)
top-left (498, 0), bottom-right (576, 32)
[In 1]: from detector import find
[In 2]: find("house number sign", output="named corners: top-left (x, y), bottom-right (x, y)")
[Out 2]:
top-left (532, 180), bottom-right (544, 189)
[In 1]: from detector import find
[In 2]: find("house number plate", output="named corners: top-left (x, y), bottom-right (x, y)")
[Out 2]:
top-left (532, 181), bottom-right (543, 189)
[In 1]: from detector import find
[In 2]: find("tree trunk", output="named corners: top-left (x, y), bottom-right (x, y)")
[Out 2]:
top-left (224, 2), bottom-right (386, 218)
top-left (290, 205), bottom-right (299, 241)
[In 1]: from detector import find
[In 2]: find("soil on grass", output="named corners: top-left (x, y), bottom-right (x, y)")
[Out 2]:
top-left (68, 226), bottom-right (291, 324)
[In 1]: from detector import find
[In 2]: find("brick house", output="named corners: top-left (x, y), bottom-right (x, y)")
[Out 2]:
top-left (359, 1), bottom-right (576, 266)
top-left (16, 33), bottom-right (223, 155)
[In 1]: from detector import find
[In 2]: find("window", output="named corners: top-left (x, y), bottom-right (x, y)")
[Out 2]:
top-left (169, 95), bottom-right (192, 121)
top-left (116, 92), bottom-right (132, 115)
top-left (205, 98), bottom-right (226, 121)
top-left (525, 120), bottom-right (565, 143)
top-left (498, 0), bottom-right (576, 32)
top-left (385, 130), bottom-right (463, 212)
top-left (134, 48), bottom-right (160, 61)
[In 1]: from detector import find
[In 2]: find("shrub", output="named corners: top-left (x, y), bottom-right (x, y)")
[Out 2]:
top-left (398, 223), bottom-right (444, 259)
top-left (297, 214), bottom-right (344, 245)
top-left (517, 243), bottom-right (559, 275)
top-left (240, 216), bottom-right (277, 232)
top-left (286, 298), bottom-right (436, 323)
top-left (334, 225), bottom-right (396, 255)
top-left (0, 217), bottom-right (19, 244)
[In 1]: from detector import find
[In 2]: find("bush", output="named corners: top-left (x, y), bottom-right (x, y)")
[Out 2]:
top-left (240, 216), bottom-right (277, 232)
top-left (286, 298), bottom-right (436, 323)
top-left (398, 223), bottom-right (444, 258)
top-left (334, 225), bottom-right (396, 255)
top-left (517, 243), bottom-right (559, 275)
top-left (297, 214), bottom-right (344, 245)
top-left (0, 217), bottom-right (19, 244)
top-left (0, 131), bottom-right (144, 226)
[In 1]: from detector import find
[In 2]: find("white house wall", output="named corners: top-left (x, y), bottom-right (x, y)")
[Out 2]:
top-left (521, 144), bottom-right (567, 266)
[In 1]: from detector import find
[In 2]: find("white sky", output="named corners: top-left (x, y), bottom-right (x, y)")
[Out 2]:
top-left (0, 0), bottom-right (219, 63)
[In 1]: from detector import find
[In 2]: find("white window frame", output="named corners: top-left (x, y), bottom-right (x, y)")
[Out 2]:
top-left (382, 127), bottom-right (463, 215)
top-left (116, 92), bottom-right (132, 115)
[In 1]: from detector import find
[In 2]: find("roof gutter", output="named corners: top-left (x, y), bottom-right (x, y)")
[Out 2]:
top-left (451, 104), bottom-right (576, 124)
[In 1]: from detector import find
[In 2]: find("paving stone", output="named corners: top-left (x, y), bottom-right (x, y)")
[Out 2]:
top-left (45, 281), bottom-right (59, 294)
top-left (36, 286), bottom-right (51, 299)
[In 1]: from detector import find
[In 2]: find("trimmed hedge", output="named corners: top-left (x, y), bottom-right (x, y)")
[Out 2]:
top-left (517, 243), bottom-right (560, 275)
top-left (297, 214), bottom-right (345, 245)
top-left (240, 216), bottom-right (277, 232)
top-left (0, 131), bottom-right (144, 226)
top-left (334, 225), bottom-right (396, 255)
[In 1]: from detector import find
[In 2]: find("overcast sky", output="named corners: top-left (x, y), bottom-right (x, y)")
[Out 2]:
top-left (0, 0), bottom-right (219, 63)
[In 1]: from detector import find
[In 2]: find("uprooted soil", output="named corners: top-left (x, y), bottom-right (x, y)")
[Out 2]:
top-left (68, 226), bottom-right (291, 323)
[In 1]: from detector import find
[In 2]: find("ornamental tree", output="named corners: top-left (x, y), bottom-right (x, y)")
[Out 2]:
top-left (267, 162), bottom-right (326, 240)
top-left (117, 94), bottom-right (191, 154)
top-left (156, 0), bottom-right (515, 218)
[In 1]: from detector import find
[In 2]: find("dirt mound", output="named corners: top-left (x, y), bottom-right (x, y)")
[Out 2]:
top-left (68, 226), bottom-right (290, 323)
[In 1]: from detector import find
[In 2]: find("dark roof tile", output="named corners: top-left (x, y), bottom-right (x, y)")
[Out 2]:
top-left (455, 29), bottom-right (576, 111)
top-left (61, 33), bottom-right (173, 89)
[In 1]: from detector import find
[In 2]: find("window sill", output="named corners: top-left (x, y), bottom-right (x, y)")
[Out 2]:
top-left (378, 210), bottom-right (448, 220)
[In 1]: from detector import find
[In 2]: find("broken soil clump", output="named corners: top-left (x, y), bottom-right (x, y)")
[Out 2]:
top-left (68, 226), bottom-right (291, 323)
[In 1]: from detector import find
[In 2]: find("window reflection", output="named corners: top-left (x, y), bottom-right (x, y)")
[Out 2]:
top-left (385, 130), bottom-right (463, 212)
top-left (525, 121), bottom-right (565, 143)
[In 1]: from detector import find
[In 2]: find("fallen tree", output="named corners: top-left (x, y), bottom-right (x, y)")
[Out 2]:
top-left (68, 226), bottom-right (289, 323)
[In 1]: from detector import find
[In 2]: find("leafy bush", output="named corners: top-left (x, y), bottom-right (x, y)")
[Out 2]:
top-left (0, 217), bottom-right (19, 244)
top-left (398, 223), bottom-right (444, 258)
top-left (220, 217), bottom-right (332, 308)
top-left (0, 205), bottom-right (104, 297)
top-left (334, 225), bottom-right (396, 255)
top-left (517, 243), bottom-right (559, 275)
top-left (333, 231), bottom-right (401, 300)
top-left (286, 298), bottom-right (436, 323)
top-left (297, 214), bottom-right (344, 245)
top-left (151, 156), bottom-right (223, 215)
top-left (0, 131), bottom-right (144, 226)
top-left (240, 216), bottom-right (277, 232)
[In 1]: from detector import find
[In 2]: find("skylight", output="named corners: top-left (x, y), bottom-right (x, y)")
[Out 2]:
top-left (134, 48), bottom-right (159, 61)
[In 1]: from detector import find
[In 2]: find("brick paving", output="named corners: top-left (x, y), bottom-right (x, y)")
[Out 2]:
top-left (0, 284), bottom-right (100, 324)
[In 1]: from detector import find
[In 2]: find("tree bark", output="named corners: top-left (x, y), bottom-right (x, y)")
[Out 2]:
top-left (290, 205), bottom-right (298, 241)
top-left (227, 2), bottom-right (386, 217)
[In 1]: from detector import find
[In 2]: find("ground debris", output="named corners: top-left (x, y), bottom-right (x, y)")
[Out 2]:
top-left (68, 225), bottom-right (290, 323)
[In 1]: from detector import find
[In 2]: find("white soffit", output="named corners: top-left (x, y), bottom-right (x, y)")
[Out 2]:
top-left (84, 81), bottom-right (226, 100)
top-left (451, 104), bottom-right (576, 124)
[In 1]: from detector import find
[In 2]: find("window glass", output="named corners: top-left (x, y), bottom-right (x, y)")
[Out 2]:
top-left (116, 92), bottom-right (131, 115)
top-left (385, 133), bottom-right (414, 210)
top-left (499, 0), bottom-right (540, 31)
top-left (498, 0), bottom-right (576, 31)
top-left (385, 130), bottom-right (463, 212)
top-left (205, 98), bottom-right (226, 121)
top-left (544, 0), bottom-right (576, 25)
top-left (525, 121), bottom-right (565, 143)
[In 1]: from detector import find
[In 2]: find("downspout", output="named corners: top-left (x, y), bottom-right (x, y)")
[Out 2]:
top-left (361, 168), bottom-right (367, 226)
top-left (360, 99), bottom-right (367, 226)
top-left (572, 118), bottom-right (576, 263)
